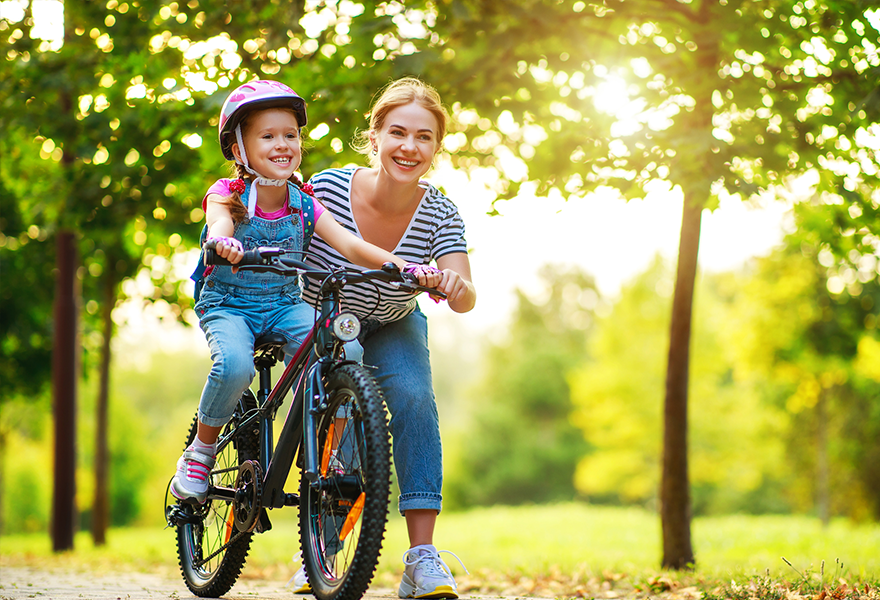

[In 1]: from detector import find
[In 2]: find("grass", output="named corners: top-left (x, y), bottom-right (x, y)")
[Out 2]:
top-left (2, 503), bottom-right (879, 598)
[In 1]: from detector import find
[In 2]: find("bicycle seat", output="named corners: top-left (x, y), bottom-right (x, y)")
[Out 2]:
top-left (254, 333), bottom-right (287, 366)
top-left (255, 333), bottom-right (287, 351)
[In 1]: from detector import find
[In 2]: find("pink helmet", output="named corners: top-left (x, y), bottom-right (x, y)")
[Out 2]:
top-left (218, 80), bottom-right (308, 160)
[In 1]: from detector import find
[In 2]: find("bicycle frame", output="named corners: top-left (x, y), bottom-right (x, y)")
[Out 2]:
top-left (206, 285), bottom-right (347, 513)
top-left (168, 248), bottom-right (446, 598)
top-left (176, 248), bottom-right (442, 521)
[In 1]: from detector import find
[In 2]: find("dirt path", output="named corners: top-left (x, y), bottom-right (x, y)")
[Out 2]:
top-left (0, 566), bottom-right (524, 600)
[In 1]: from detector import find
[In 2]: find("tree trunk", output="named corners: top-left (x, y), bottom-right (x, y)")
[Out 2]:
top-left (0, 429), bottom-right (6, 535)
top-left (660, 192), bottom-right (701, 570)
top-left (52, 230), bottom-right (78, 552)
top-left (92, 270), bottom-right (116, 545)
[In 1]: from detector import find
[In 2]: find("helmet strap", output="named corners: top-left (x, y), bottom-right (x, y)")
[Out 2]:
top-left (233, 124), bottom-right (288, 219)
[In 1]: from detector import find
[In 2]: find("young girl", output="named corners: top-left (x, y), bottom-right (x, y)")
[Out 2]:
top-left (170, 80), bottom-right (440, 504)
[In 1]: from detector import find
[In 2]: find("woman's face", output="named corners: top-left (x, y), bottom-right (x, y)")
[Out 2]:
top-left (372, 102), bottom-right (440, 183)
top-left (233, 108), bottom-right (302, 180)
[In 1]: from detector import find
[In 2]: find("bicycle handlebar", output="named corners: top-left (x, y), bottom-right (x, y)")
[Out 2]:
top-left (203, 244), bottom-right (447, 299)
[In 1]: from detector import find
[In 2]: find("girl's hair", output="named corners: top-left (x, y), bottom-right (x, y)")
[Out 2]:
top-left (352, 77), bottom-right (449, 168)
top-left (218, 106), bottom-right (308, 222)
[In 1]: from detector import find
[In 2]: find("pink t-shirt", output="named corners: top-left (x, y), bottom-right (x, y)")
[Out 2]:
top-left (203, 178), bottom-right (325, 222)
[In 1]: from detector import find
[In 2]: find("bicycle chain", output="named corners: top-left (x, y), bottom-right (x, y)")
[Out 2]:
top-left (195, 525), bottom-right (248, 567)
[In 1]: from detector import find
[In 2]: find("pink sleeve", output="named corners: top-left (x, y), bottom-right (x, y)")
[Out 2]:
top-left (203, 179), bottom-right (233, 211)
top-left (313, 199), bottom-right (326, 222)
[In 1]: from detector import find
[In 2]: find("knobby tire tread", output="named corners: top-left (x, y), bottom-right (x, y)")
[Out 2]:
top-left (300, 363), bottom-right (391, 600)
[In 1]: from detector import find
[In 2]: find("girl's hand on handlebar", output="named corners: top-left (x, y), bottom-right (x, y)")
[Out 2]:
top-left (206, 236), bottom-right (244, 270)
top-left (204, 236), bottom-right (244, 273)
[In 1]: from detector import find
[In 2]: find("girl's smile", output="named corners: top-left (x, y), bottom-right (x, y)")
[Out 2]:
top-left (234, 108), bottom-right (302, 181)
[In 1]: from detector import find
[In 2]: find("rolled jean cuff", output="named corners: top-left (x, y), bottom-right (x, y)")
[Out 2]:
top-left (198, 409), bottom-right (232, 428)
top-left (398, 492), bottom-right (442, 516)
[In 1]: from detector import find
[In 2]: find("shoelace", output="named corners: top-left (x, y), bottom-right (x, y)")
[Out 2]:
top-left (403, 548), bottom-right (470, 577)
top-left (184, 448), bottom-right (214, 482)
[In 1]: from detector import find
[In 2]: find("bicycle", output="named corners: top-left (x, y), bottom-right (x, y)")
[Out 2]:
top-left (164, 244), bottom-right (444, 600)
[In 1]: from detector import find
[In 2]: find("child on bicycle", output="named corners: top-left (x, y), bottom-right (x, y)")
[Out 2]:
top-left (170, 79), bottom-right (440, 504)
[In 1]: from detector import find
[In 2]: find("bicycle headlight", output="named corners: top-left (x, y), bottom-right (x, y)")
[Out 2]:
top-left (331, 312), bottom-right (361, 342)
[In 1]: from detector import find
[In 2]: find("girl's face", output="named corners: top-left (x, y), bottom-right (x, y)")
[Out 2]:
top-left (371, 102), bottom-right (440, 183)
top-left (233, 108), bottom-right (301, 180)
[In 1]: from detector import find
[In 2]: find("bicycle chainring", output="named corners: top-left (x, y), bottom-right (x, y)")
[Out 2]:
top-left (233, 460), bottom-right (263, 533)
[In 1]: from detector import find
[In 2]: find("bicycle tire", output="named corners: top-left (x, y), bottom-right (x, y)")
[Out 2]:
top-left (300, 363), bottom-right (392, 600)
top-left (176, 389), bottom-right (259, 597)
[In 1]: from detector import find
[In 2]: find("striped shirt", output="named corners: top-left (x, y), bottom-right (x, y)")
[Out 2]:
top-left (302, 167), bottom-right (468, 324)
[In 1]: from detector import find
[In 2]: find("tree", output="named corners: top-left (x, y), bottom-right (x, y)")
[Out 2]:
top-left (6, 0), bottom-right (880, 565)
top-left (3, 1), bottom-right (216, 546)
top-left (569, 257), bottom-right (790, 515)
top-left (388, 0), bottom-right (880, 568)
top-left (730, 241), bottom-right (880, 521)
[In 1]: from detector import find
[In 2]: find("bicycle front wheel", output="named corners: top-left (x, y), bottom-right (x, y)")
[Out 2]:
top-left (175, 389), bottom-right (258, 597)
top-left (300, 363), bottom-right (392, 600)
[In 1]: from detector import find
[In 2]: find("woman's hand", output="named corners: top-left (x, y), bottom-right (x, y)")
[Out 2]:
top-left (434, 253), bottom-right (476, 313)
top-left (437, 269), bottom-right (470, 303)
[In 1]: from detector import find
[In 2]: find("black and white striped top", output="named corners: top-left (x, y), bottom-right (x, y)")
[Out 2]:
top-left (303, 167), bottom-right (468, 324)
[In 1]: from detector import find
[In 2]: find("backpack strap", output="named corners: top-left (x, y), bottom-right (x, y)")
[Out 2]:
top-left (300, 192), bottom-right (316, 252)
top-left (190, 224), bottom-right (209, 301)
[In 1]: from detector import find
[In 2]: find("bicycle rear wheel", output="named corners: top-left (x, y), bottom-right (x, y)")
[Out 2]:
top-left (175, 389), bottom-right (258, 597)
top-left (300, 363), bottom-right (392, 600)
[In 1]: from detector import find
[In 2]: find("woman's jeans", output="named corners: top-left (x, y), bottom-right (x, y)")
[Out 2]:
top-left (346, 309), bottom-right (443, 515)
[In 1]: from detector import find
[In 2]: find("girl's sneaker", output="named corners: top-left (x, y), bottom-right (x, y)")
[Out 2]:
top-left (398, 545), bottom-right (468, 599)
top-left (169, 446), bottom-right (216, 504)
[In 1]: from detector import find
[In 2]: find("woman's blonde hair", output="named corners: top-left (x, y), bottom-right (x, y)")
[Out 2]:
top-left (352, 77), bottom-right (449, 167)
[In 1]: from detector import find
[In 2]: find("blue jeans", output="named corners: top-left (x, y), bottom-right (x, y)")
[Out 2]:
top-left (347, 309), bottom-right (443, 515)
top-left (196, 283), bottom-right (314, 427)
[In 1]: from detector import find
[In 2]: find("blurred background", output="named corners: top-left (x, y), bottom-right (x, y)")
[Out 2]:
top-left (2, 0), bottom-right (879, 574)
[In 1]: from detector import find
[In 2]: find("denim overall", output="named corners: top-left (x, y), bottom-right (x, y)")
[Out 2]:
top-left (194, 181), bottom-right (315, 428)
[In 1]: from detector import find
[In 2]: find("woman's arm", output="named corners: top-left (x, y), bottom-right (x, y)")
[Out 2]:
top-left (315, 211), bottom-right (404, 268)
top-left (435, 252), bottom-right (477, 313)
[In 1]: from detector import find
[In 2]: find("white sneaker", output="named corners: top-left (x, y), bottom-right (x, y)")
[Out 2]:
top-left (290, 565), bottom-right (311, 594)
top-left (169, 446), bottom-right (215, 504)
top-left (398, 544), bottom-right (468, 599)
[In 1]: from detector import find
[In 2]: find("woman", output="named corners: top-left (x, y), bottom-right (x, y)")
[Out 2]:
top-left (302, 77), bottom-right (477, 598)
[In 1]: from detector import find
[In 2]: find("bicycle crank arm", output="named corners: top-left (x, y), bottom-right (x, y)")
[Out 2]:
top-left (205, 485), bottom-right (236, 503)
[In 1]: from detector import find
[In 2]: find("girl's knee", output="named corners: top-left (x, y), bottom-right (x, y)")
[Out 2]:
top-left (211, 354), bottom-right (255, 390)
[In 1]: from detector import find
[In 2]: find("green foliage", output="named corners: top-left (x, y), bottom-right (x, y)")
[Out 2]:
top-left (4, 0), bottom-right (880, 548)
top-left (569, 257), bottom-right (792, 514)
top-left (570, 256), bottom-right (671, 505)
top-left (730, 242), bottom-right (880, 520)
top-left (0, 344), bottom-right (211, 534)
top-left (445, 265), bottom-right (597, 508)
